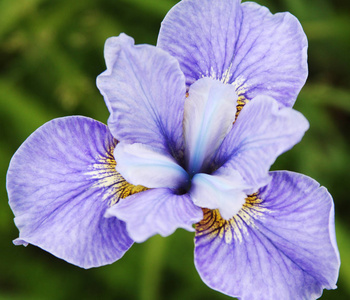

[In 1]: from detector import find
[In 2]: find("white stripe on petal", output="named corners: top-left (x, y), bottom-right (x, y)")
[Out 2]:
top-left (115, 142), bottom-right (189, 189)
top-left (190, 167), bottom-right (251, 220)
top-left (183, 77), bottom-right (237, 176)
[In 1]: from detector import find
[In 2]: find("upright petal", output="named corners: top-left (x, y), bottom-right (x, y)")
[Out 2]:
top-left (183, 77), bottom-right (237, 175)
top-left (157, 0), bottom-right (308, 107)
top-left (215, 95), bottom-right (309, 191)
top-left (194, 171), bottom-right (340, 299)
top-left (97, 33), bottom-right (186, 158)
top-left (106, 188), bottom-right (203, 243)
top-left (7, 116), bottom-right (143, 268)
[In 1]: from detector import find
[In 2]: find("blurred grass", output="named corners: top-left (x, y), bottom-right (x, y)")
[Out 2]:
top-left (1, 0), bottom-right (350, 299)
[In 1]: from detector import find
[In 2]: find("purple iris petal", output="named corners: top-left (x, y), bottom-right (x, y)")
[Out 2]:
top-left (215, 95), bottom-right (309, 191)
top-left (157, 0), bottom-right (308, 107)
top-left (195, 171), bottom-right (340, 300)
top-left (7, 116), bottom-right (133, 268)
top-left (106, 188), bottom-right (203, 243)
top-left (97, 33), bottom-right (186, 158)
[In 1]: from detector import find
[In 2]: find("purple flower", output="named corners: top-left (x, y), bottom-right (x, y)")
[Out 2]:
top-left (7, 0), bottom-right (339, 299)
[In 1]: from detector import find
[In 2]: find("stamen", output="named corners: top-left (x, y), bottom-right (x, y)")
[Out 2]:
top-left (85, 141), bottom-right (148, 206)
top-left (235, 95), bottom-right (249, 121)
top-left (195, 193), bottom-right (269, 244)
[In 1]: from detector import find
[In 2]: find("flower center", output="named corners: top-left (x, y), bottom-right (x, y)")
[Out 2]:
top-left (113, 77), bottom-right (248, 219)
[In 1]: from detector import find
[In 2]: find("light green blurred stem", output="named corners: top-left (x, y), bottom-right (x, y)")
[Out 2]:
top-left (140, 235), bottom-right (167, 300)
top-left (336, 221), bottom-right (350, 295)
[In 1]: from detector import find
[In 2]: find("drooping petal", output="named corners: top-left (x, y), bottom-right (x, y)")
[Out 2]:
top-left (190, 167), bottom-right (250, 220)
top-left (114, 142), bottom-right (189, 189)
top-left (183, 77), bottom-right (237, 175)
top-left (157, 0), bottom-right (308, 107)
top-left (7, 116), bottom-right (144, 268)
top-left (194, 171), bottom-right (340, 300)
top-left (97, 33), bottom-right (186, 158)
top-left (215, 95), bottom-right (309, 191)
top-left (106, 188), bottom-right (203, 243)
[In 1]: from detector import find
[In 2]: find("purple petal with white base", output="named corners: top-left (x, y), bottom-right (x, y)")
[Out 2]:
top-left (106, 188), bottom-right (203, 243)
top-left (97, 33), bottom-right (186, 157)
top-left (7, 116), bottom-right (133, 268)
top-left (157, 0), bottom-right (308, 107)
top-left (195, 171), bottom-right (340, 300)
top-left (215, 95), bottom-right (309, 190)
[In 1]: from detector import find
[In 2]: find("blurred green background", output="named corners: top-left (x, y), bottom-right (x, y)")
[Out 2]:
top-left (1, 0), bottom-right (349, 299)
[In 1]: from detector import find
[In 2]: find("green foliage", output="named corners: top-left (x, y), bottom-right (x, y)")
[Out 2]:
top-left (1, 0), bottom-right (349, 299)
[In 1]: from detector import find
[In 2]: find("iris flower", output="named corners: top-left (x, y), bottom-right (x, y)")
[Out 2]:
top-left (7, 0), bottom-right (339, 299)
